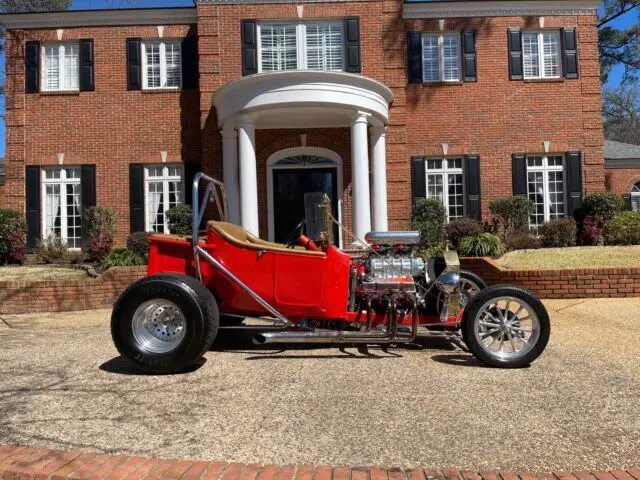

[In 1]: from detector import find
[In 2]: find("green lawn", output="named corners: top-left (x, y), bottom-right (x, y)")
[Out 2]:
top-left (0, 266), bottom-right (89, 282)
top-left (497, 246), bottom-right (640, 269)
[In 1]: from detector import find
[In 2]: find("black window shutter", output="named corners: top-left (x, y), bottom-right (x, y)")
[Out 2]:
top-left (508, 29), bottom-right (523, 80)
top-left (241, 20), bottom-right (257, 76)
top-left (25, 40), bottom-right (40, 93)
top-left (562, 27), bottom-right (579, 79)
top-left (462, 29), bottom-right (477, 82)
top-left (80, 165), bottom-right (96, 248)
top-left (465, 155), bottom-right (481, 219)
top-left (25, 166), bottom-right (41, 252)
top-left (182, 35), bottom-right (199, 89)
top-left (79, 39), bottom-right (95, 92)
top-left (344, 17), bottom-right (361, 73)
top-left (184, 161), bottom-right (201, 206)
top-left (129, 164), bottom-right (145, 233)
top-left (126, 38), bottom-right (142, 90)
top-left (407, 32), bottom-right (423, 83)
top-left (512, 153), bottom-right (527, 197)
top-left (566, 151), bottom-right (582, 215)
top-left (411, 157), bottom-right (426, 204)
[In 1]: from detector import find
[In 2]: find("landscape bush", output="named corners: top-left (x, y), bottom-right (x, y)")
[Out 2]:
top-left (0, 209), bottom-right (27, 265)
top-left (605, 211), bottom-right (640, 245)
top-left (505, 228), bottom-right (542, 251)
top-left (100, 248), bottom-right (147, 270)
top-left (166, 204), bottom-right (193, 235)
top-left (36, 234), bottom-right (68, 264)
top-left (539, 218), bottom-right (577, 248)
top-left (457, 233), bottom-right (506, 257)
top-left (489, 197), bottom-right (533, 234)
top-left (580, 216), bottom-right (603, 246)
top-left (83, 206), bottom-right (116, 262)
top-left (411, 199), bottom-right (447, 249)
top-left (580, 192), bottom-right (626, 227)
top-left (127, 231), bottom-right (150, 259)
top-left (446, 218), bottom-right (483, 247)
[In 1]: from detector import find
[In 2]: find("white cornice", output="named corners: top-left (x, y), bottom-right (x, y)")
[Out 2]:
top-left (1, 8), bottom-right (196, 29)
top-left (403, 0), bottom-right (600, 19)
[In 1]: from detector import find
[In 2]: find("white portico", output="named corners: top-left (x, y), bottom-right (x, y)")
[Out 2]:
top-left (213, 70), bottom-right (393, 244)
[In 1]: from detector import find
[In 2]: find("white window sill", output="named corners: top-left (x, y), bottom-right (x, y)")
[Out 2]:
top-left (40, 90), bottom-right (80, 96)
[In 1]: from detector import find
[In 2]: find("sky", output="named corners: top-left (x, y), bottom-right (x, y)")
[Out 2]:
top-left (0, 2), bottom-right (638, 158)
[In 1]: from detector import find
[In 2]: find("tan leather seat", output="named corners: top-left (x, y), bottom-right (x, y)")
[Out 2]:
top-left (208, 221), bottom-right (325, 256)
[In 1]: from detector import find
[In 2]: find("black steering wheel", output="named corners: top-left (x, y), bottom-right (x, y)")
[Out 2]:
top-left (284, 219), bottom-right (306, 248)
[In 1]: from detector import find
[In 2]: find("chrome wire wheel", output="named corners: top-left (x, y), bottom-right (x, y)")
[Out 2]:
top-left (474, 296), bottom-right (540, 361)
top-left (131, 299), bottom-right (187, 354)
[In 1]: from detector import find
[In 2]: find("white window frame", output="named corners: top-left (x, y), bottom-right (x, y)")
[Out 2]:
top-left (526, 154), bottom-right (566, 228)
top-left (144, 165), bottom-right (185, 234)
top-left (631, 182), bottom-right (640, 212)
top-left (424, 157), bottom-right (465, 222)
top-left (41, 41), bottom-right (80, 92)
top-left (256, 20), bottom-right (345, 73)
top-left (141, 40), bottom-right (182, 90)
top-left (521, 30), bottom-right (562, 80)
top-left (41, 167), bottom-right (82, 249)
top-left (421, 32), bottom-right (462, 83)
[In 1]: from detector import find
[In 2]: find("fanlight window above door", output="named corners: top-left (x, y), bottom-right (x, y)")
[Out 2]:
top-left (274, 155), bottom-right (337, 166)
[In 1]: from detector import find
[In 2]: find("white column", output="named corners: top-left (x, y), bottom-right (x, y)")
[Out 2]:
top-left (222, 123), bottom-right (240, 225)
top-left (351, 112), bottom-right (372, 244)
top-left (237, 115), bottom-right (260, 236)
top-left (370, 125), bottom-right (388, 232)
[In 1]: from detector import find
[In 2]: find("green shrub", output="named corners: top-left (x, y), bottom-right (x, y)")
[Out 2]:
top-left (83, 206), bottom-right (116, 261)
top-left (458, 233), bottom-right (506, 257)
top-left (605, 211), bottom-right (640, 245)
top-left (489, 197), bottom-right (533, 234)
top-left (505, 228), bottom-right (542, 251)
top-left (100, 248), bottom-right (147, 270)
top-left (411, 199), bottom-right (447, 249)
top-left (0, 209), bottom-right (27, 265)
top-left (539, 218), bottom-right (577, 248)
top-left (36, 234), bottom-right (68, 264)
top-left (166, 204), bottom-right (193, 235)
top-left (67, 250), bottom-right (86, 264)
top-left (446, 218), bottom-right (483, 247)
top-left (127, 231), bottom-right (150, 259)
top-left (580, 193), bottom-right (626, 227)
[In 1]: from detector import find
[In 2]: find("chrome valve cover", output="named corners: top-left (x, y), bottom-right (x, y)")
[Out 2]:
top-left (367, 256), bottom-right (425, 280)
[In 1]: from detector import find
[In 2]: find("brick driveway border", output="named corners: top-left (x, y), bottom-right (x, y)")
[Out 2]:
top-left (1, 445), bottom-right (639, 480)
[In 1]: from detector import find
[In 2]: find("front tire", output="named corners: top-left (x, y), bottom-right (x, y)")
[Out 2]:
top-left (111, 274), bottom-right (219, 374)
top-left (461, 285), bottom-right (550, 368)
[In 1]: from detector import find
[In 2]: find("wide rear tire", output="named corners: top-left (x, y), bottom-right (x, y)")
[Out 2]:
top-left (111, 274), bottom-right (219, 374)
top-left (461, 285), bottom-right (550, 368)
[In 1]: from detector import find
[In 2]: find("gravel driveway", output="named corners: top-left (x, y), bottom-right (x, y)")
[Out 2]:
top-left (1, 298), bottom-right (639, 471)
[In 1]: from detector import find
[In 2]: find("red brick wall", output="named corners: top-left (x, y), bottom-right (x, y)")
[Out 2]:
top-left (3, 25), bottom-right (200, 243)
top-left (0, 266), bottom-right (146, 314)
top-left (1, 2), bottom-right (605, 243)
top-left (605, 168), bottom-right (640, 198)
top-left (460, 257), bottom-right (640, 298)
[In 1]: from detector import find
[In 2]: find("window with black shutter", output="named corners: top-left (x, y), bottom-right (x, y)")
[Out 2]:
top-left (79, 39), bottom-right (95, 91)
top-left (126, 38), bottom-right (142, 90)
top-left (25, 166), bottom-right (41, 252)
top-left (25, 41), bottom-right (40, 93)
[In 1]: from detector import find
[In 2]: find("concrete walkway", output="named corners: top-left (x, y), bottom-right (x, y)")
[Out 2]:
top-left (0, 299), bottom-right (639, 471)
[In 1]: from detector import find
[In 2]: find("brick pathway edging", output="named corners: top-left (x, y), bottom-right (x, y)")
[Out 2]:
top-left (1, 445), bottom-right (639, 480)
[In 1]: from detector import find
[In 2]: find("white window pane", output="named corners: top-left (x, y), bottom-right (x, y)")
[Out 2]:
top-left (447, 173), bottom-right (464, 219)
top-left (63, 44), bottom-right (79, 90)
top-left (527, 155), bottom-right (543, 168)
top-left (146, 42), bottom-right (161, 88)
top-left (165, 42), bottom-right (182, 87)
top-left (260, 24), bottom-right (297, 72)
top-left (548, 170), bottom-right (565, 219)
top-left (527, 171), bottom-right (545, 228)
top-left (447, 158), bottom-right (462, 170)
top-left (426, 174), bottom-right (444, 201)
top-left (146, 165), bottom-right (184, 234)
top-left (547, 155), bottom-right (563, 167)
top-left (66, 183), bottom-right (82, 248)
top-left (45, 184), bottom-right (61, 237)
top-left (442, 35), bottom-right (460, 81)
top-left (422, 35), bottom-right (440, 82)
top-left (522, 33), bottom-right (540, 79)
top-left (44, 45), bottom-right (60, 90)
top-left (632, 194), bottom-right (640, 212)
top-left (305, 23), bottom-right (343, 71)
top-left (542, 32), bottom-right (560, 78)
top-left (426, 159), bottom-right (442, 170)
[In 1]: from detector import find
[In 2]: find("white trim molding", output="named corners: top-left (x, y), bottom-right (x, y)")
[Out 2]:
top-left (403, 0), bottom-right (599, 19)
top-left (2, 7), bottom-right (196, 29)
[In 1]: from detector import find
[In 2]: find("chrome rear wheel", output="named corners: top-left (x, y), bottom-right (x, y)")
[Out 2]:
top-left (132, 299), bottom-right (187, 354)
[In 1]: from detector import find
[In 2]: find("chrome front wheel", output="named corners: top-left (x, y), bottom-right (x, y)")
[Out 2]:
top-left (461, 285), bottom-right (550, 368)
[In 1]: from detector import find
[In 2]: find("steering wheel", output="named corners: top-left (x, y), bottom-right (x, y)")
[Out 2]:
top-left (284, 219), bottom-right (306, 248)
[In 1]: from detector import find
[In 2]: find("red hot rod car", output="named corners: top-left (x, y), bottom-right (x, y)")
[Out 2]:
top-left (111, 173), bottom-right (550, 373)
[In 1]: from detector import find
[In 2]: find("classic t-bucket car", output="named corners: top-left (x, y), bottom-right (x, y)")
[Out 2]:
top-left (111, 173), bottom-right (550, 373)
